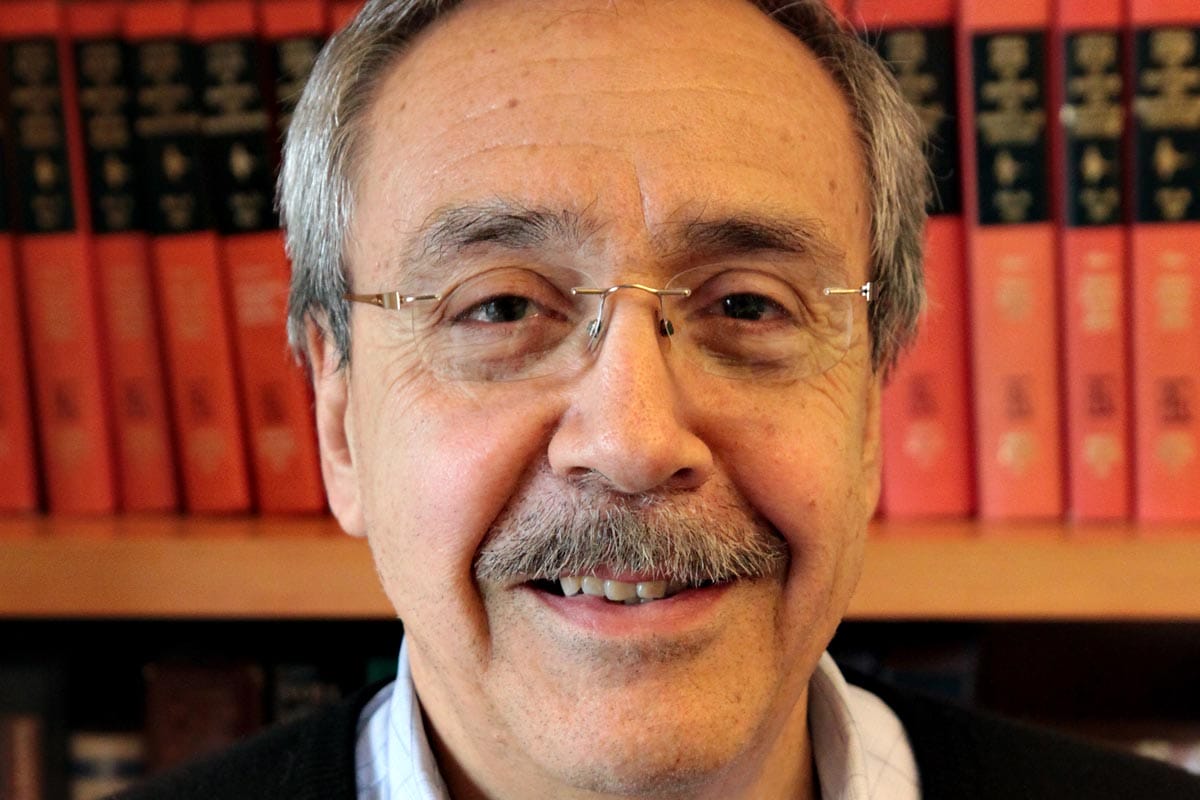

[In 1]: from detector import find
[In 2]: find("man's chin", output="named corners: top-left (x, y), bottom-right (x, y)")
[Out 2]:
top-left (478, 579), bottom-right (790, 797)
top-left (547, 745), bottom-right (733, 799)
top-left (506, 692), bottom-right (764, 800)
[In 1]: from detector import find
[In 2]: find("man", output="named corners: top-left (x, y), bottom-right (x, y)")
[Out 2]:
top-left (117, 1), bottom-right (1200, 798)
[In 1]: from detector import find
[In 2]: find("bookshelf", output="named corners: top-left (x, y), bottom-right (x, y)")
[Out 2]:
top-left (3, 517), bottom-right (1200, 620)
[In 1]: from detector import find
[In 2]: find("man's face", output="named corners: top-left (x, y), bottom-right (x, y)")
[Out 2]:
top-left (315, 0), bottom-right (881, 796)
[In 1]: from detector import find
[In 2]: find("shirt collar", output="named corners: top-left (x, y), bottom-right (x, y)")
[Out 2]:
top-left (808, 652), bottom-right (920, 799)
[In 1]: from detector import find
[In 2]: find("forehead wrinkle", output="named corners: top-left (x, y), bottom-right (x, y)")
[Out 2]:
top-left (410, 199), bottom-right (604, 265)
top-left (653, 212), bottom-right (848, 279)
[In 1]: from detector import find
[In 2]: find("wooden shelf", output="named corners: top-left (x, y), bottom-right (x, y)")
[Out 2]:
top-left (2, 517), bottom-right (1199, 620)
top-left (0, 516), bottom-right (390, 619)
top-left (856, 521), bottom-right (1200, 620)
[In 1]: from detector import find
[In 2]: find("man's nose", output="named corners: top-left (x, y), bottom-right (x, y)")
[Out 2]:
top-left (547, 292), bottom-right (714, 494)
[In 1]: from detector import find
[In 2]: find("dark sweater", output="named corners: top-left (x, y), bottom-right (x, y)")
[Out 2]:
top-left (113, 674), bottom-right (1200, 799)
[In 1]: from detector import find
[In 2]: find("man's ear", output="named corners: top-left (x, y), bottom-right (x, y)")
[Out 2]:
top-left (307, 318), bottom-right (366, 537)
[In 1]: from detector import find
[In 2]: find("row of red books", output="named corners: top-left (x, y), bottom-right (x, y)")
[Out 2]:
top-left (834, 0), bottom-right (1199, 522)
top-left (0, 0), bottom-right (365, 515)
top-left (2, 0), bottom-right (1197, 521)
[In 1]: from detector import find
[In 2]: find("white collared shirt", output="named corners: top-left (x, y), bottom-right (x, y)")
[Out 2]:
top-left (355, 641), bottom-right (920, 800)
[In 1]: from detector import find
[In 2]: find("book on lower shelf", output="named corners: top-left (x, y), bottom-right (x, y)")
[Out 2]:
top-left (143, 660), bottom-right (264, 774)
top-left (0, 663), bottom-right (66, 800)
top-left (67, 731), bottom-right (145, 800)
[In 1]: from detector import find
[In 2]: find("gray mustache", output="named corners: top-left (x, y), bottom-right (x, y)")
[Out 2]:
top-left (473, 499), bottom-right (789, 587)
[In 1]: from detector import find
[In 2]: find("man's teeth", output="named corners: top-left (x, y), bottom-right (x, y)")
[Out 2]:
top-left (559, 576), bottom-right (680, 604)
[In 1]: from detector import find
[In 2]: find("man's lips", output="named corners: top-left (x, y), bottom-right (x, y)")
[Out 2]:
top-left (530, 574), bottom-right (716, 604)
top-left (519, 578), bottom-right (734, 638)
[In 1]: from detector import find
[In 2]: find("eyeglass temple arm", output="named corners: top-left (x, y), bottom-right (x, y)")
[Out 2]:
top-left (572, 284), bottom-right (692, 342)
top-left (344, 291), bottom-right (440, 310)
top-left (823, 282), bottom-right (872, 302)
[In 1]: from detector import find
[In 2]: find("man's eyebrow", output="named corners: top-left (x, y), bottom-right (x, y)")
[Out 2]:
top-left (402, 204), bottom-right (846, 282)
top-left (412, 200), bottom-right (599, 262)
top-left (665, 214), bottom-right (844, 266)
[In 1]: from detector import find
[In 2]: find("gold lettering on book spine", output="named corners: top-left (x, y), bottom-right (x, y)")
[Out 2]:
top-left (979, 36), bottom-right (1046, 146)
top-left (12, 42), bottom-right (69, 230)
top-left (1065, 34), bottom-right (1123, 138)
top-left (1136, 29), bottom-right (1200, 130)
top-left (1136, 29), bottom-right (1200, 220)
top-left (202, 42), bottom-right (267, 134)
top-left (979, 36), bottom-right (1045, 222)
top-left (276, 38), bottom-right (320, 135)
top-left (885, 31), bottom-right (946, 137)
top-left (1156, 378), bottom-right (1196, 474)
top-left (135, 43), bottom-right (197, 137)
top-left (1064, 34), bottom-right (1123, 223)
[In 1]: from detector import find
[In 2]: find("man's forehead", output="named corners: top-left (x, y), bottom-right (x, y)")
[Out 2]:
top-left (350, 0), bottom-right (870, 285)
top-left (399, 0), bottom-right (815, 76)
top-left (373, 0), bottom-right (843, 140)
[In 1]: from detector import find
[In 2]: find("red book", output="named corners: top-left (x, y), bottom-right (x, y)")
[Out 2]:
top-left (958, 0), bottom-right (1064, 519)
top-left (193, 0), bottom-right (323, 513)
top-left (1055, 0), bottom-right (1132, 520)
top-left (1, 1), bottom-right (117, 514)
top-left (1127, 0), bottom-right (1200, 522)
top-left (68, 1), bottom-right (179, 512)
top-left (126, 0), bottom-right (252, 513)
top-left (0, 133), bottom-right (38, 512)
top-left (853, 0), bottom-right (974, 519)
top-left (329, 1), bottom-right (361, 31)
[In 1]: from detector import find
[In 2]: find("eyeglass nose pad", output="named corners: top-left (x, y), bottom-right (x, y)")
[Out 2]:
top-left (588, 319), bottom-right (603, 341)
top-left (659, 318), bottom-right (674, 337)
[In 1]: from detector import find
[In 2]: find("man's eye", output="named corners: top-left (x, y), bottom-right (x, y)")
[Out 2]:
top-left (464, 295), bottom-right (534, 323)
top-left (721, 293), bottom-right (780, 321)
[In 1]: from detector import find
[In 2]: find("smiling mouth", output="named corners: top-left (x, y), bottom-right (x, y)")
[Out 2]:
top-left (529, 576), bottom-right (720, 605)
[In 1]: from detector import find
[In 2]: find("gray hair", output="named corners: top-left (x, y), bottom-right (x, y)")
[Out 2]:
top-left (280, 0), bottom-right (928, 375)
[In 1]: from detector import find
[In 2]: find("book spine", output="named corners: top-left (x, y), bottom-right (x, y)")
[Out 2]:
top-left (0, 55), bottom-right (39, 512)
top-left (68, 731), bottom-right (145, 799)
top-left (0, 715), bottom-right (45, 800)
top-left (1128, 0), bottom-right (1200, 522)
top-left (0, 664), bottom-right (67, 800)
top-left (126, 0), bottom-right (252, 513)
top-left (195, 0), bottom-right (324, 513)
top-left (1056, 0), bottom-right (1132, 520)
top-left (854, 0), bottom-right (975, 519)
top-left (143, 661), bottom-right (263, 773)
top-left (959, 0), bottom-right (1064, 519)
top-left (3, 1), bottom-right (117, 514)
top-left (71, 1), bottom-right (179, 512)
